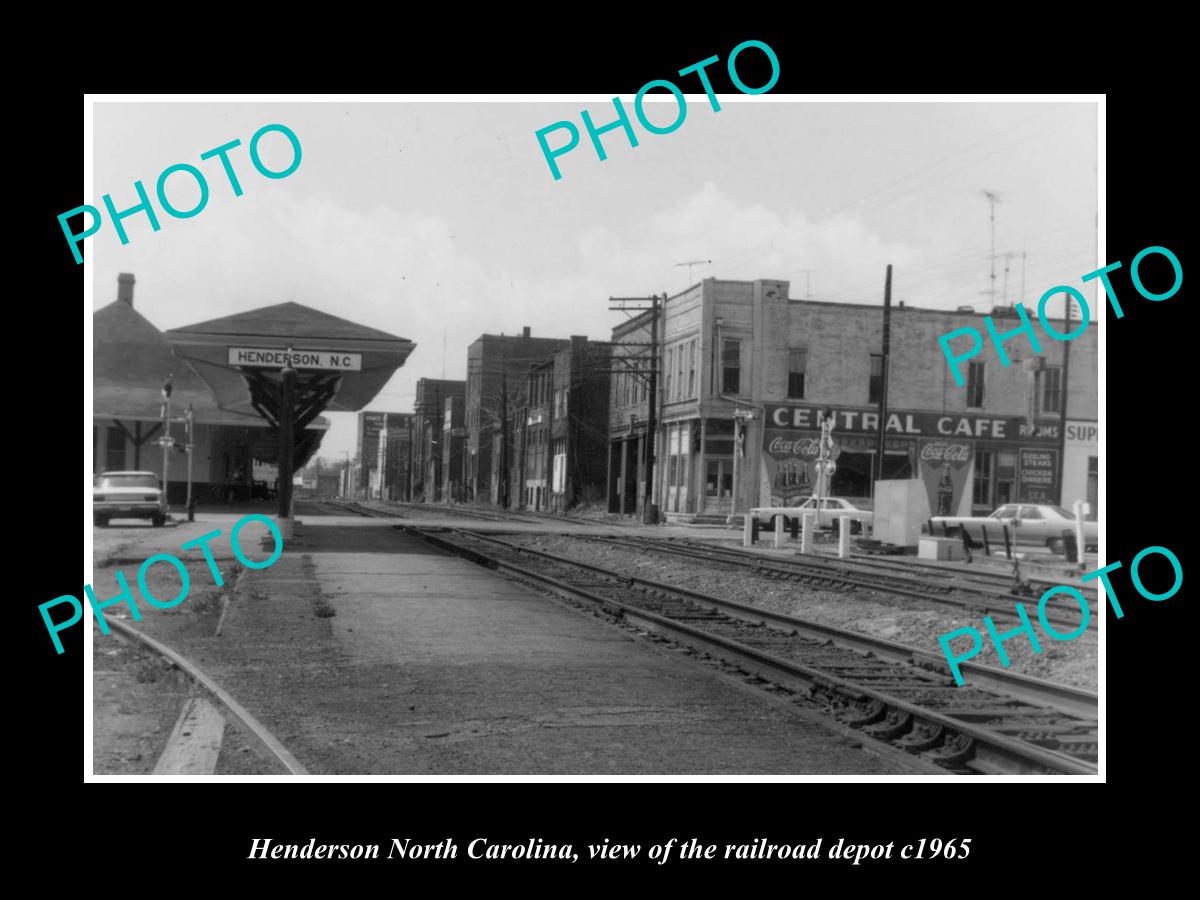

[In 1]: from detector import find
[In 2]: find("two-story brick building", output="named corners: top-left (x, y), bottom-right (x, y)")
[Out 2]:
top-left (609, 277), bottom-right (1098, 523)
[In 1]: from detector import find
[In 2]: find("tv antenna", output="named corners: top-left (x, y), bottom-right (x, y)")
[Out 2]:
top-left (981, 190), bottom-right (1003, 305)
top-left (675, 259), bottom-right (712, 282)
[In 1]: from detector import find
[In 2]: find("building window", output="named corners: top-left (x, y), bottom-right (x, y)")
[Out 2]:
top-left (967, 361), bottom-right (985, 408)
top-left (787, 348), bottom-right (807, 399)
top-left (868, 353), bottom-right (884, 404)
top-left (722, 339), bottom-right (741, 395)
top-left (1039, 365), bottom-right (1063, 415)
top-left (665, 347), bottom-right (674, 401)
top-left (688, 339), bottom-right (697, 398)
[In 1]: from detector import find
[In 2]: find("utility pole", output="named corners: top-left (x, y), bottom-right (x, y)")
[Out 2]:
top-left (160, 374), bottom-right (172, 520)
top-left (874, 264), bottom-right (893, 488)
top-left (185, 403), bottom-right (194, 521)
top-left (644, 294), bottom-right (661, 523)
top-left (1058, 292), bottom-right (1071, 506)
top-left (499, 361), bottom-right (509, 509)
top-left (609, 294), bottom-right (661, 523)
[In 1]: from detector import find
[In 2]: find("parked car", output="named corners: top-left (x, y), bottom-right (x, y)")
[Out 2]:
top-left (93, 471), bottom-right (166, 527)
top-left (931, 503), bottom-right (1097, 553)
top-left (752, 496), bottom-right (873, 534)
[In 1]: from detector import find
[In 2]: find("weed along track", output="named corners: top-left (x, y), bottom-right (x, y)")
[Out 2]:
top-left (401, 526), bottom-right (1097, 776)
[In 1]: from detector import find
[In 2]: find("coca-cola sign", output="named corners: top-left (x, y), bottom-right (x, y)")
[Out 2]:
top-left (919, 441), bottom-right (970, 463)
top-left (766, 436), bottom-right (822, 457)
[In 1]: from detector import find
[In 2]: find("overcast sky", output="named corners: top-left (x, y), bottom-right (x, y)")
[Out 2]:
top-left (90, 99), bottom-right (1099, 461)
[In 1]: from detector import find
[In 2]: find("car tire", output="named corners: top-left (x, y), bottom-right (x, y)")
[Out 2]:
top-left (94, 514), bottom-right (108, 528)
top-left (151, 513), bottom-right (166, 527)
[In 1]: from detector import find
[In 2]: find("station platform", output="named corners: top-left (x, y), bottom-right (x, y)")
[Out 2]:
top-left (214, 514), bottom-right (913, 775)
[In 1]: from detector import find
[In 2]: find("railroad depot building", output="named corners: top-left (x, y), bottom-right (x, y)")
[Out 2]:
top-left (93, 274), bottom-right (330, 503)
top-left (608, 277), bottom-right (1098, 523)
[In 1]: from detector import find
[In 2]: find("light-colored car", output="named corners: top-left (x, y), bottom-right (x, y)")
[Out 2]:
top-left (931, 503), bottom-right (1097, 553)
top-left (93, 471), bottom-right (166, 527)
top-left (752, 496), bottom-right (873, 534)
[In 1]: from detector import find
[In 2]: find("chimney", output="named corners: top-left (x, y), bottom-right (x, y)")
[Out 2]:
top-left (117, 273), bottom-right (136, 305)
top-left (522, 326), bottom-right (531, 338)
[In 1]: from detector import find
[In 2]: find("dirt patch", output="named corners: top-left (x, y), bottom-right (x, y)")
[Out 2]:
top-left (92, 636), bottom-right (191, 774)
top-left (503, 535), bottom-right (1098, 692)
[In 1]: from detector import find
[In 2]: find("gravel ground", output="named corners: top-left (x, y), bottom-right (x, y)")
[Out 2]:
top-left (90, 515), bottom-right (290, 775)
top-left (503, 535), bottom-right (1098, 691)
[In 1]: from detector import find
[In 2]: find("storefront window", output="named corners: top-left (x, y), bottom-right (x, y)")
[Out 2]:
top-left (1087, 456), bottom-right (1098, 520)
top-left (996, 451), bottom-right (1016, 505)
top-left (973, 450), bottom-right (993, 506)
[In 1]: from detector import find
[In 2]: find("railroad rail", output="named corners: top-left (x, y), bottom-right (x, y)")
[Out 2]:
top-left (776, 542), bottom-right (1097, 598)
top-left (104, 617), bottom-right (309, 775)
top-left (401, 525), bottom-right (1098, 776)
top-left (328, 498), bottom-right (617, 527)
top-left (577, 535), bottom-right (1097, 634)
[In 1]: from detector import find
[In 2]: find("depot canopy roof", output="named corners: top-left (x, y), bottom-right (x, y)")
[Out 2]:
top-left (164, 301), bottom-right (416, 416)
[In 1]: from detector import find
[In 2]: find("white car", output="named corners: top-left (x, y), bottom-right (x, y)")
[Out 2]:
top-left (931, 503), bottom-right (1097, 553)
top-left (752, 497), bottom-right (872, 534)
top-left (93, 471), bottom-right (166, 527)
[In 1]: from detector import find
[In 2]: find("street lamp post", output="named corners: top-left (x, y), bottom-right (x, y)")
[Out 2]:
top-left (185, 403), bottom-right (195, 521)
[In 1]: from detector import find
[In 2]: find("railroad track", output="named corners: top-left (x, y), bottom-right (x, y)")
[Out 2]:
top-left (104, 617), bottom-right (308, 776)
top-left (401, 525), bottom-right (1098, 776)
top-left (579, 535), bottom-right (1097, 634)
top-left (788, 545), bottom-right (1099, 598)
top-left (323, 499), bottom-right (623, 529)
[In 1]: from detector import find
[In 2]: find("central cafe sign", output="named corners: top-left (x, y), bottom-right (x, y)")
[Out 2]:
top-left (764, 403), bottom-right (1059, 443)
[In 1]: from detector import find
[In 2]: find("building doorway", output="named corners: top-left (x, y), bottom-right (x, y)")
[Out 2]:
top-left (704, 457), bottom-right (733, 515)
top-left (623, 437), bottom-right (639, 514)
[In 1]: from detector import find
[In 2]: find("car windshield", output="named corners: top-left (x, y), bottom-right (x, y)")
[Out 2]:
top-left (97, 474), bottom-right (158, 489)
top-left (1050, 506), bottom-right (1076, 519)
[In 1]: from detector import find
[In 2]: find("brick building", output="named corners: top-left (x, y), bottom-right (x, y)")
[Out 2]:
top-left (465, 327), bottom-right (570, 506)
top-left (518, 337), bottom-right (612, 512)
top-left (356, 411), bottom-right (413, 500)
top-left (412, 378), bottom-right (465, 501)
top-left (609, 277), bottom-right (1098, 523)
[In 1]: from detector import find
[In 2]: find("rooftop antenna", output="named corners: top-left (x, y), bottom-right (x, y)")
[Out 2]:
top-left (981, 190), bottom-right (1003, 305)
top-left (797, 268), bottom-right (817, 300)
top-left (1019, 246), bottom-right (1027, 308)
top-left (675, 259), bottom-right (712, 282)
top-left (1002, 252), bottom-right (1014, 306)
